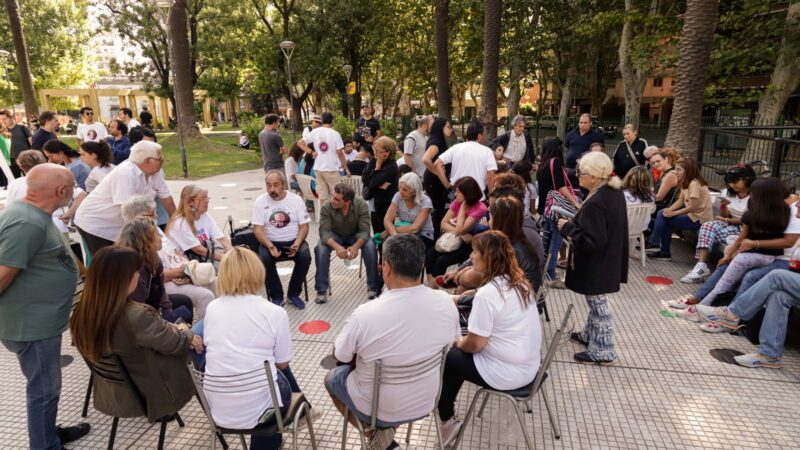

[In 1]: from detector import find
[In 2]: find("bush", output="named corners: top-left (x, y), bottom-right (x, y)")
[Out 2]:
top-left (380, 119), bottom-right (399, 140)
top-left (241, 117), bottom-right (264, 155)
top-left (332, 115), bottom-right (356, 140)
top-left (237, 111), bottom-right (259, 124)
top-left (519, 105), bottom-right (536, 117)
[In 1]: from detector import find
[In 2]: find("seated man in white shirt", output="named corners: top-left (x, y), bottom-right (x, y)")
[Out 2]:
top-left (253, 170), bottom-right (312, 310)
top-left (324, 234), bottom-right (460, 449)
top-left (74, 140), bottom-right (175, 256)
top-left (434, 119), bottom-right (497, 198)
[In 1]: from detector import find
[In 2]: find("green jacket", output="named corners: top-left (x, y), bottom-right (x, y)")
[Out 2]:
top-left (319, 196), bottom-right (371, 244)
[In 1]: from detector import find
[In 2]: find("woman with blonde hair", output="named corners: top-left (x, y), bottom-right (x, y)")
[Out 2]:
top-left (557, 151), bottom-right (628, 364)
top-left (70, 246), bottom-right (200, 422)
top-left (362, 135), bottom-right (399, 232)
top-left (167, 184), bottom-right (231, 261)
top-left (202, 247), bottom-right (312, 449)
top-left (648, 147), bottom-right (680, 214)
top-left (437, 230), bottom-right (542, 445)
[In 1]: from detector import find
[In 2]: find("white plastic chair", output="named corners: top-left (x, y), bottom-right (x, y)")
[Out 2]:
top-left (627, 203), bottom-right (656, 268)
top-left (341, 175), bottom-right (364, 198)
top-left (295, 174), bottom-right (320, 222)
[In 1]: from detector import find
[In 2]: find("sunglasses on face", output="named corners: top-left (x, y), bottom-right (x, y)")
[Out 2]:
top-left (84, 112), bottom-right (94, 116)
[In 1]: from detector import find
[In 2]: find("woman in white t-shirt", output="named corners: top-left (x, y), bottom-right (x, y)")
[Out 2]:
top-left (437, 230), bottom-right (541, 445)
top-left (166, 184), bottom-right (232, 261)
top-left (202, 247), bottom-right (311, 449)
top-left (678, 164), bottom-right (755, 285)
top-left (79, 140), bottom-right (115, 193)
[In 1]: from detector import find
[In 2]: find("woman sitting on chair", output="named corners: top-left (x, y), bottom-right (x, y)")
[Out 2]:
top-left (70, 246), bottom-right (201, 422)
top-left (202, 247), bottom-right (315, 450)
top-left (437, 231), bottom-right (542, 446)
top-left (167, 184), bottom-right (232, 262)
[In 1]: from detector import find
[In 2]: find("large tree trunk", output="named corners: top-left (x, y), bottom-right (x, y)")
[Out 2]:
top-left (743, 1), bottom-right (800, 164)
top-left (311, 87), bottom-right (323, 114)
top-left (557, 63), bottom-right (577, 141)
top-left (618, 0), bottom-right (657, 129)
top-left (664, 0), bottom-right (719, 155)
top-left (434, 0), bottom-right (452, 119)
top-left (480, 0), bottom-right (501, 141)
top-left (506, 64), bottom-right (522, 120)
top-left (4, 0), bottom-right (38, 116)
top-left (169, 0), bottom-right (200, 138)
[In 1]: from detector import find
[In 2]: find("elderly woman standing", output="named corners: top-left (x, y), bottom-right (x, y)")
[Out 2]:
top-left (558, 152), bottom-right (628, 365)
top-left (490, 115), bottom-right (534, 163)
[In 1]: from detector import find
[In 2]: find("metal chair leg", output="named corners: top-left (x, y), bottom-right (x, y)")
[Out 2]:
top-left (238, 434), bottom-right (248, 450)
top-left (433, 413), bottom-right (446, 450)
top-left (82, 373), bottom-right (93, 417)
top-left (210, 430), bottom-right (217, 450)
top-left (540, 389), bottom-right (561, 439)
top-left (174, 412), bottom-right (185, 427)
top-left (476, 393), bottom-right (490, 418)
top-left (107, 417), bottom-right (119, 450)
top-left (359, 254), bottom-right (363, 278)
top-left (513, 401), bottom-right (534, 450)
top-left (525, 399), bottom-right (533, 413)
top-left (405, 422), bottom-right (413, 443)
top-left (157, 417), bottom-right (168, 450)
top-left (341, 407), bottom-right (349, 450)
top-left (450, 389), bottom-right (484, 450)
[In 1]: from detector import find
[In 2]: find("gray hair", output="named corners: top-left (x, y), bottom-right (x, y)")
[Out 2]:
top-left (511, 115), bottom-right (526, 127)
top-left (399, 172), bottom-right (424, 205)
top-left (265, 169), bottom-right (287, 187)
top-left (382, 234), bottom-right (425, 280)
top-left (333, 183), bottom-right (355, 202)
top-left (417, 115), bottom-right (432, 129)
top-left (129, 140), bottom-right (162, 164)
top-left (121, 195), bottom-right (156, 223)
top-left (623, 123), bottom-right (637, 133)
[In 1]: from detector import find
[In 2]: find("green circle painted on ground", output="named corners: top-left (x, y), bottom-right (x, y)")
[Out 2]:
top-left (659, 309), bottom-right (677, 318)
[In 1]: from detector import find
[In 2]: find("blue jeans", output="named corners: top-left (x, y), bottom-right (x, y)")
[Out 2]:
top-left (258, 241), bottom-right (311, 300)
top-left (648, 211), bottom-right (700, 254)
top-left (728, 270), bottom-right (800, 358)
top-left (543, 218), bottom-right (562, 280)
top-left (314, 232), bottom-right (380, 293)
top-left (696, 259), bottom-right (790, 304)
top-left (1, 335), bottom-right (63, 450)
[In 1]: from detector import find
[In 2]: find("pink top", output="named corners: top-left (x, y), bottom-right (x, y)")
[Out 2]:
top-left (449, 200), bottom-right (488, 222)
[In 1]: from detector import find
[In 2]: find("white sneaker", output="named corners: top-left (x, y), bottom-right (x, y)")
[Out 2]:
top-left (437, 416), bottom-right (463, 448)
top-left (680, 264), bottom-right (711, 284)
top-left (667, 296), bottom-right (699, 310)
top-left (676, 306), bottom-right (702, 322)
top-left (296, 407), bottom-right (321, 431)
top-left (366, 427), bottom-right (396, 450)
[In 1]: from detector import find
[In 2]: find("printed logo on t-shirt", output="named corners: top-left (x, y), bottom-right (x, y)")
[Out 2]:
top-left (319, 141), bottom-right (329, 152)
top-left (269, 210), bottom-right (291, 228)
top-left (88, 130), bottom-right (97, 140)
top-left (197, 227), bottom-right (209, 243)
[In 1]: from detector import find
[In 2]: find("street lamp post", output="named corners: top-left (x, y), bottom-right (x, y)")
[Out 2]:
top-left (379, 79), bottom-right (386, 119)
top-left (279, 40), bottom-right (296, 143)
top-left (269, 70), bottom-right (278, 113)
top-left (154, 0), bottom-right (188, 178)
top-left (343, 64), bottom-right (352, 120)
top-left (0, 50), bottom-right (15, 118)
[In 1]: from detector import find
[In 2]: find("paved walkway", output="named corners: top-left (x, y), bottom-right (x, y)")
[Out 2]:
top-left (1, 168), bottom-right (799, 449)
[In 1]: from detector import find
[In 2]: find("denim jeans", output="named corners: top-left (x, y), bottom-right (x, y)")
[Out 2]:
top-left (543, 218), bottom-right (562, 280)
top-left (314, 232), bottom-right (379, 294)
top-left (648, 211), bottom-right (700, 254)
top-left (258, 241), bottom-right (311, 301)
top-left (728, 270), bottom-right (800, 358)
top-left (696, 259), bottom-right (790, 304)
top-left (1, 335), bottom-right (63, 450)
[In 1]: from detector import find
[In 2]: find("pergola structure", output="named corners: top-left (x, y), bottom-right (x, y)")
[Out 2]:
top-left (38, 88), bottom-right (213, 127)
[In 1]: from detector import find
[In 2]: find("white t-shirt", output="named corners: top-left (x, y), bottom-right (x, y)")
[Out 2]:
top-left (334, 285), bottom-right (460, 423)
top-left (403, 130), bottom-right (428, 178)
top-left (203, 294), bottom-right (293, 429)
top-left (127, 118), bottom-right (141, 129)
top-left (76, 122), bottom-right (108, 143)
top-left (252, 191), bottom-right (310, 242)
top-left (437, 141), bottom-right (498, 194)
top-left (779, 203), bottom-right (800, 260)
top-left (285, 157), bottom-right (299, 183)
top-left (468, 277), bottom-right (541, 391)
top-left (74, 161), bottom-right (172, 241)
top-left (344, 150), bottom-right (357, 162)
top-left (721, 189), bottom-right (749, 219)
top-left (167, 213), bottom-right (224, 252)
top-left (84, 165), bottom-right (114, 193)
top-left (303, 126), bottom-right (344, 171)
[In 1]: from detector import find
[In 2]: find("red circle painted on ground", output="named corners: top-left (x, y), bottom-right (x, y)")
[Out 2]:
top-left (299, 320), bottom-right (331, 334)
top-left (645, 275), bottom-right (673, 285)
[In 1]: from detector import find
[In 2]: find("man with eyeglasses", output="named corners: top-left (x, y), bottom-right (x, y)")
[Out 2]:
top-left (76, 107), bottom-right (108, 146)
top-left (75, 141), bottom-right (176, 256)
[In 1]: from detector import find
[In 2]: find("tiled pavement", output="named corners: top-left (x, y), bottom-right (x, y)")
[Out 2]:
top-left (1, 169), bottom-right (799, 449)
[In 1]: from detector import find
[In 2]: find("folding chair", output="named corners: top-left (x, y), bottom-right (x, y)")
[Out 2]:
top-left (341, 175), bottom-right (364, 198)
top-left (295, 174), bottom-right (321, 222)
top-left (450, 304), bottom-right (574, 450)
top-left (82, 355), bottom-right (185, 450)
top-left (626, 203), bottom-right (656, 268)
top-left (341, 346), bottom-right (449, 449)
top-left (188, 361), bottom-right (318, 450)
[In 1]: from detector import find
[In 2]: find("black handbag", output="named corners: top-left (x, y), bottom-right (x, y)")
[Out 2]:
top-left (227, 216), bottom-right (261, 253)
top-left (184, 239), bottom-right (215, 263)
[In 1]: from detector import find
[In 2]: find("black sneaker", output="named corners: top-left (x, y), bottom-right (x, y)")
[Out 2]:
top-left (57, 422), bottom-right (90, 445)
top-left (573, 351), bottom-right (614, 366)
top-left (569, 332), bottom-right (588, 346)
top-left (642, 241), bottom-right (660, 251)
top-left (647, 251), bottom-right (671, 261)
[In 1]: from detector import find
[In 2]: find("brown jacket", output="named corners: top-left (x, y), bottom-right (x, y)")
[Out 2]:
top-left (92, 302), bottom-right (195, 421)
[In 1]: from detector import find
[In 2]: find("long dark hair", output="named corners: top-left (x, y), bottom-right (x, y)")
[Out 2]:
top-left (43, 139), bottom-right (80, 159)
top-left (741, 178), bottom-right (790, 235)
top-left (426, 117), bottom-right (449, 153)
top-left (723, 164), bottom-right (756, 197)
top-left (472, 230), bottom-right (532, 308)
top-left (677, 157), bottom-right (707, 189)
top-left (537, 136), bottom-right (563, 177)
top-left (490, 196), bottom-right (540, 287)
top-left (79, 141), bottom-right (113, 168)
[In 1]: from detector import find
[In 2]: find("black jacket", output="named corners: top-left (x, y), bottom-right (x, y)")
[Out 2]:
top-left (612, 137), bottom-right (648, 180)
top-left (559, 185), bottom-right (628, 295)
top-left (490, 130), bottom-right (535, 163)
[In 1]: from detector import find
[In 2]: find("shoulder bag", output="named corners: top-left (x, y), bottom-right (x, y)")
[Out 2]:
top-left (544, 159), bottom-right (580, 222)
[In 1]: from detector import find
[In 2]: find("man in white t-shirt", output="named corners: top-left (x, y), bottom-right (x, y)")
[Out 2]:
top-left (76, 107), bottom-right (108, 146)
top-left (434, 119), bottom-right (497, 196)
top-left (253, 170), bottom-right (312, 309)
top-left (325, 234), bottom-right (460, 449)
top-left (403, 115), bottom-right (431, 178)
top-left (297, 112), bottom-right (350, 205)
top-left (118, 107), bottom-right (141, 129)
top-left (74, 141), bottom-right (175, 256)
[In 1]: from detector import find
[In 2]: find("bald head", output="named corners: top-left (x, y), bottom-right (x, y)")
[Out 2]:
top-left (25, 163), bottom-right (75, 213)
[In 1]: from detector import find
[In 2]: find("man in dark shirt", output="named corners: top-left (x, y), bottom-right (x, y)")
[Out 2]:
top-left (31, 110), bottom-right (59, 151)
top-left (258, 113), bottom-right (286, 171)
top-left (139, 106), bottom-right (153, 128)
top-left (0, 109), bottom-right (32, 178)
top-left (612, 123), bottom-right (648, 180)
top-left (105, 119), bottom-right (131, 164)
top-left (355, 105), bottom-right (381, 152)
top-left (564, 113), bottom-right (604, 169)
